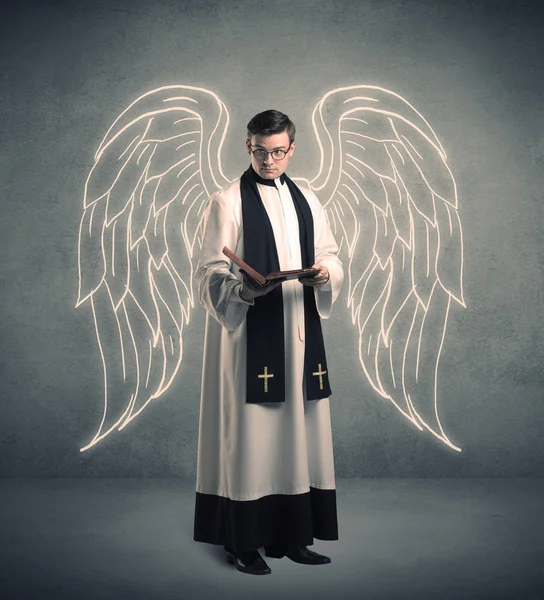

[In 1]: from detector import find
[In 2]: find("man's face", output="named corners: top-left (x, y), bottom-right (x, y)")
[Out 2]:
top-left (246, 131), bottom-right (295, 180)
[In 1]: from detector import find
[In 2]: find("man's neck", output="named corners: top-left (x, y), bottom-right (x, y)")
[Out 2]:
top-left (247, 165), bottom-right (286, 187)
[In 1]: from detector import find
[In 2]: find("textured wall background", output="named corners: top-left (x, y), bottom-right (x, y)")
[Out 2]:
top-left (1, 0), bottom-right (543, 477)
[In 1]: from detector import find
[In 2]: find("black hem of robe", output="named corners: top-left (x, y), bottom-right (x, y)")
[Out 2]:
top-left (193, 488), bottom-right (339, 553)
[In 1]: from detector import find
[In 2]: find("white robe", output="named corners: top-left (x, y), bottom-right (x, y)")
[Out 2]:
top-left (194, 176), bottom-right (343, 504)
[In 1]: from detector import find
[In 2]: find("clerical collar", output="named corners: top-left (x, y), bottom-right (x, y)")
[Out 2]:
top-left (245, 165), bottom-right (286, 187)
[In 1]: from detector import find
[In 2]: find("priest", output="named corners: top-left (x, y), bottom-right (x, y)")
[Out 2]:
top-left (193, 109), bottom-right (344, 575)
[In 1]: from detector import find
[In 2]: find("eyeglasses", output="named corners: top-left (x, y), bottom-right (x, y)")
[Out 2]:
top-left (248, 144), bottom-right (292, 161)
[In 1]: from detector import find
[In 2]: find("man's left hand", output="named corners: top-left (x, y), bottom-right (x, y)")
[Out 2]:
top-left (299, 264), bottom-right (329, 287)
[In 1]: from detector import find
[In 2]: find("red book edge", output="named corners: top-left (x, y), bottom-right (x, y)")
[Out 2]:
top-left (222, 247), bottom-right (267, 286)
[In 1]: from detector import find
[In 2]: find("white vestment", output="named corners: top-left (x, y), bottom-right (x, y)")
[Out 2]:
top-left (194, 174), bottom-right (343, 549)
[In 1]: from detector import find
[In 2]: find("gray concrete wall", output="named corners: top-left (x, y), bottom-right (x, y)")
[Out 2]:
top-left (1, 0), bottom-right (543, 477)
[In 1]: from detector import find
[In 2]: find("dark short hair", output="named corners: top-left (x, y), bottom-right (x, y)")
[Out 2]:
top-left (246, 110), bottom-right (296, 144)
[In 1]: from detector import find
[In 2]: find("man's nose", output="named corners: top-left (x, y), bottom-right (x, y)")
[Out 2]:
top-left (263, 153), bottom-right (274, 164)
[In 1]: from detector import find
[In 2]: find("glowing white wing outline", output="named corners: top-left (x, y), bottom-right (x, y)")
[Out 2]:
top-left (77, 83), bottom-right (464, 453)
top-left (310, 85), bottom-right (465, 451)
top-left (77, 85), bottom-right (229, 451)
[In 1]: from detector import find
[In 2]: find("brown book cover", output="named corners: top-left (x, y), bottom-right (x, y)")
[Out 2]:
top-left (222, 247), bottom-right (319, 286)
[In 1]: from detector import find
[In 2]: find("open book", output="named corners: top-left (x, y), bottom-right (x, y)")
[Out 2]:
top-left (222, 247), bottom-right (319, 286)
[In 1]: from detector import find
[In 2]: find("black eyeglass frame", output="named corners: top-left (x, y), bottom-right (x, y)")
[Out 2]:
top-left (247, 143), bottom-right (293, 161)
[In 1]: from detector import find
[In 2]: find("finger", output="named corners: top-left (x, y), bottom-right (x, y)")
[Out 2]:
top-left (266, 278), bottom-right (286, 291)
top-left (301, 275), bottom-right (328, 287)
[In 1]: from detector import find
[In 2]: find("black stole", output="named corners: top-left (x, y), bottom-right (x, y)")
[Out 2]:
top-left (240, 166), bottom-right (331, 404)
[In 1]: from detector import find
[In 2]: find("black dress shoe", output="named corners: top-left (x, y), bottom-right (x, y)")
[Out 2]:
top-left (225, 548), bottom-right (271, 575)
top-left (265, 545), bottom-right (331, 565)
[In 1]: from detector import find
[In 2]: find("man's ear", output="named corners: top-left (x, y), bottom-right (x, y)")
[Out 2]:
top-left (289, 141), bottom-right (296, 156)
top-left (245, 139), bottom-right (251, 154)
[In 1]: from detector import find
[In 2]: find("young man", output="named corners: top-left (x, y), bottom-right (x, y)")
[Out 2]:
top-left (193, 110), bottom-right (343, 575)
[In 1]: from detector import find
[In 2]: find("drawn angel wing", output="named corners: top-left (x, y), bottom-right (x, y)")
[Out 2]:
top-left (310, 85), bottom-right (465, 451)
top-left (77, 85), bottom-right (230, 451)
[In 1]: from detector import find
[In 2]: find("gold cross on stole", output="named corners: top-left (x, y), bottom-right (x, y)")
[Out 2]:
top-left (258, 366), bottom-right (274, 393)
top-left (312, 363), bottom-right (327, 390)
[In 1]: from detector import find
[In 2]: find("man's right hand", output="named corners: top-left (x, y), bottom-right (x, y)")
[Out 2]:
top-left (238, 270), bottom-right (285, 303)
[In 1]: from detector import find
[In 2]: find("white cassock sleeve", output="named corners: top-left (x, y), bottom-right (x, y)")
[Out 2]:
top-left (195, 189), bottom-right (252, 332)
top-left (311, 194), bottom-right (344, 319)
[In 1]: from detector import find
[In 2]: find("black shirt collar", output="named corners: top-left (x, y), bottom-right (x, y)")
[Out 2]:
top-left (244, 165), bottom-right (286, 187)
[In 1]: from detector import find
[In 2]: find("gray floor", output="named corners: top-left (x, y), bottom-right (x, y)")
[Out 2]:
top-left (0, 478), bottom-right (542, 600)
